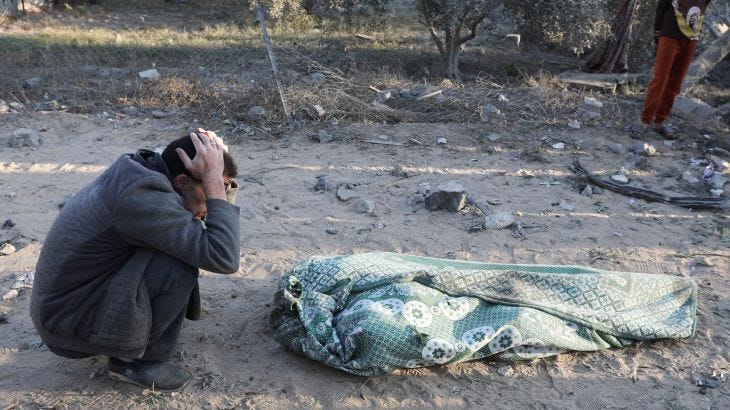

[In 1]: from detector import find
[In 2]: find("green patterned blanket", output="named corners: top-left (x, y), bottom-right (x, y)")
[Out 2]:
top-left (269, 252), bottom-right (697, 376)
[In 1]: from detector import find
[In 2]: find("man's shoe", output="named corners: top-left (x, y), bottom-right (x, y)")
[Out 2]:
top-left (108, 358), bottom-right (191, 391)
top-left (652, 124), bottom-right (678, 140)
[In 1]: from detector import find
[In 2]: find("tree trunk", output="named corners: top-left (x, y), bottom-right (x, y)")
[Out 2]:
top-left (681, 29), bottom-right (730, 94)
top-left (445, 30), bottom-right (462, 81)
top-left (584, 0), bottom-right (640, 73)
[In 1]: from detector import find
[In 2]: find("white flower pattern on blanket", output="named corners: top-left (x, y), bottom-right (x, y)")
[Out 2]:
top-left (271, 252), bottom-right (698, 376)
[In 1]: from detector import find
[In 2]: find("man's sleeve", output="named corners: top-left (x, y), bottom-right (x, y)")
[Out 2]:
top-left (111, 176), bottom-right (241, 274)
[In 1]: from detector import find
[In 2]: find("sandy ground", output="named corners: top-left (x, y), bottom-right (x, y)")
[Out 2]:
top-left (0, 110), bottom-right (728, 409)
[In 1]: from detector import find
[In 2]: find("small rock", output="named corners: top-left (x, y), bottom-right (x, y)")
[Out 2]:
top-left (486, 133), bottom-right (501, 142)
top-left (138, 69), bottom-right (160, 81)
top-left (682, 170), bottom-right (699, 184)
top-left (568, 119), bottom-right (581, 129)
top-left (672, 96), bottom-right (717, 122)
top-left (122, 106), bottom-right (140, 116)
top-left (703, 167), bottom-right (727, 188)
top-left (710, 189), bottom-right (723, 197)
top-left (607, 143), bottom-right (625, 155)
top-left (354, 199), bottom-right (376, 214)
top-left (483, 211), bottom-right (516, 230)
top-left (627, 153), bottom-right (649, 169)
top-left (559, 200), bottom-right (575, 211)
top-left (0, 243), bottom-right (16, 255)
top-left (309, 72), bottom-right (326, 85)
top-left (663, 140), bottom-right (674, 147)
top-left (479, 104), bottom-right (506, 125)
top-left (8, 128), bottom-right (41, 148)
top-left (391, 165), bottom-right (409, 178)
top-left (632, 141), bottom-right (657, 157)
top-left (582, 96), bottom-right (603, 112)
top-left (325, 228), bottom-right (338, 235)
top-left (24, 77), bottom-right (42, 88)
top-left (709, 155), bottom-right (730, 174)
top-left (314, 176), bottom-right (335, 191)
top-left (0, 99), bottom-right (8, 113)
top-left (2, 289), bottom-right (19, 301)
top-left (611, 174), bottom-right (629, 184)
top-left (248, 106), bottom-right (266, 117)
top-left (314, 130), bottom-right (333, 143)
top-left (437, 137), bottom-right (447, 145)
top-left (498, 94), bottom-right (509, 102)
top-left (552, 142), bottom-right (565, 149)
top-left (336, 186), bottom-right (360, 202)
top-left (150, 110), bottom-right (170, 119)
top-left (497, 366), bottom-right (514, 377)
top-left (407, 194), bottom-right (425, 206)
top-left (2, 219), bottom-right (15, 229)
top-left (8, 102), bottom-right (24, 110)
top-left (581, 185), bottom-right (593, 196)
top-left (424, 181), bottom-right (466, 212)
top-left (98, 67), bottom-right (127, 78)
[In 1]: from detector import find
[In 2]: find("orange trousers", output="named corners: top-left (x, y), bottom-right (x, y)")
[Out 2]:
top-left (641, 36), bottom-right (696, 126)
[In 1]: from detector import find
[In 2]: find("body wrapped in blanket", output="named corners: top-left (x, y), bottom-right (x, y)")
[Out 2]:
top-left (270, 252), bottom-right (697, 376)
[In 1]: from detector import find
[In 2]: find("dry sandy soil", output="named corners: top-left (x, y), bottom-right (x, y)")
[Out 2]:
top-left (0, 109), bottom-right (728, 409)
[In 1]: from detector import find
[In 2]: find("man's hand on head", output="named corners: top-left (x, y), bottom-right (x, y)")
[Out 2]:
top-left (195, 128), bottom-right (229, 153)
top-left (176, 130), bottom-right (227, 201)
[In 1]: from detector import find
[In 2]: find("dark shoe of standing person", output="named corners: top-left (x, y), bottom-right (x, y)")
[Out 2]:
top-left (108, 358), bottom-right (191, 391)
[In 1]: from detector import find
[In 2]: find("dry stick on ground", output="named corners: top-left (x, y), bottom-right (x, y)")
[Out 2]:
top-left (256, 1), bottom-right (292, 125)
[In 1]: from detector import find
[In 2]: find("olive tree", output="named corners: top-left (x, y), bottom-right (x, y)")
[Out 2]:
top-left (417, 0), bottom-right (496, 80)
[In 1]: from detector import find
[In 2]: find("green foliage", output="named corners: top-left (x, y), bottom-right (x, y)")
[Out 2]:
top-left (504, 0), bottom-right (613, 55)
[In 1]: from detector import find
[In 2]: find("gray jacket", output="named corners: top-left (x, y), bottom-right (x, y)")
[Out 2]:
top-left (30, 150), bottom-right (240, 358)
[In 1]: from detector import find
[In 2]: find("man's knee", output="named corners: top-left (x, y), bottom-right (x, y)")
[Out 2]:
top-left (144, 252), bottom-right (198, 297)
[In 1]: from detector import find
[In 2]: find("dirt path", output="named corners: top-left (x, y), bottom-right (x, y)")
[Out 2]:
top-left (0, 111), bottom-right (728, 408)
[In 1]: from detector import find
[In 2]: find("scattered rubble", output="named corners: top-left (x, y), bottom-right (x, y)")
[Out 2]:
top-left (632, 141), bottom-right (657, 157)
top-left (559, 200), bottom-right (575, 211)
top-left (424, 181), bottom-right (466, 212)
top-left (682, 170), bottom-right (700, 184)
top-left (354, 199), bottom-right (376, 214)
top-left (336, 185), bottom-right (360, 202)
top-left (8, 128), bottom-right (41, 148)
top-left (607, 143), bottom-right (625, 155)
top-left (138, 69), bottom-right (160, 81)
top-left (483, 211), bottom-right (516, 230)
top-left (1, 243), bottom-right (16, 255)
top-left (24, 77), bottom-right (42, 88)
top-left (479, 104), bottom-right (506, 125)
top-left (248, 106), bottom-right (266, 117)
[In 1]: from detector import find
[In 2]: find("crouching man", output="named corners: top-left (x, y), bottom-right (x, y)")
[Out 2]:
top-left (30, 129), bottom-right (240, 391)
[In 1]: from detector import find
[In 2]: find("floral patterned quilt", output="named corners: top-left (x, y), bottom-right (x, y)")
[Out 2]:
top-left (269, 252), bottom-right (697, 376)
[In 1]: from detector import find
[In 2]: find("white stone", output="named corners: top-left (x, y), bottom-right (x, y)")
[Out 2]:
top-left (138, 69), bottom-right (160, 81)
top-left (611, 174), bottom-right (629, 184)
top-left (559, 200), bottom-right (575, 211)
top-left (483, 211), bottom-right (516, 230)
top-left (0, 243), bottom-right (16, 255)
top-left (497, 366), bottom-right (514, 377)
top-left (710, 189), bottom-right (723, 197)
top-left (2, 289), bottom-right (19, 301)
top-left (552, 142), bottom-right (565, 149)
top-left (437, 137), bottom-right (447, 145)
top-left (568, 119), bottom-right (581, 129)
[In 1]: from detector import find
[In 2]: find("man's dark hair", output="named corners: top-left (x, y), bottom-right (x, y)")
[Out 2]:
top-left (162, 134), bottom-right (238, 179)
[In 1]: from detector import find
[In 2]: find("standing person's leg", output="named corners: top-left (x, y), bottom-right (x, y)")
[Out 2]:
top-left (108, 252), bottom-right (198, 391)
top-left (638, 37), bottom-right (681, 131)
top-left (653, 39), bottom-right (697, 136)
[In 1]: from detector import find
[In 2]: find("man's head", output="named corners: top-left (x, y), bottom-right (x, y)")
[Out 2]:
top-left (162, 134), bottom-right (238, 219)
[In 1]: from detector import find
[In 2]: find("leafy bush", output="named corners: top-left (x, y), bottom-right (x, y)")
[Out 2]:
top-left (504, 0), bottom-right (613, 55)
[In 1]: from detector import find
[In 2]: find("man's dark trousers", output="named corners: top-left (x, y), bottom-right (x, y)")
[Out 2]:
top-left (47, 252), bottom-right (197, 361)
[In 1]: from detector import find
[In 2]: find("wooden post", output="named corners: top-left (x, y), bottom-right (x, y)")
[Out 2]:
top-left (255, 1), bottom-right (292, 125)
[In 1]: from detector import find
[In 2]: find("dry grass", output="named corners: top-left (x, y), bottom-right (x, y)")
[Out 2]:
top-left (0, 1), bottom-right (687, 130)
